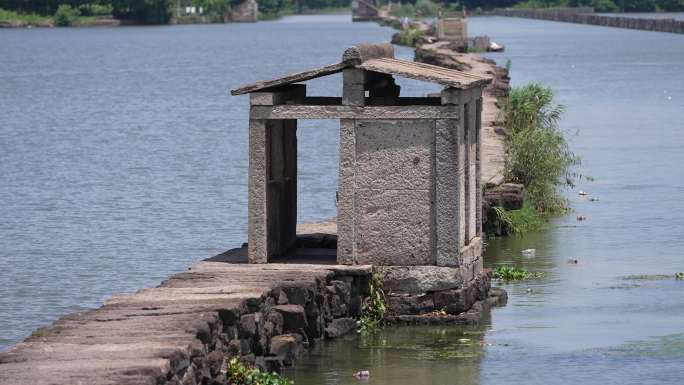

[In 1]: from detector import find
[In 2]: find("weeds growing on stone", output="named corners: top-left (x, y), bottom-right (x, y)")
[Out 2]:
top-left (357, 273), bottom-right (387, 334)
top-left (392, 26), bottom-right (426, 47)
top-left (226, 357), bottom-right (293, 385)
top-left (503, 83), bottom-right (581, 215)
top-left (492, 203), bottom-right (545, 235)
top-left (490, 83), bottom-right (584, 235)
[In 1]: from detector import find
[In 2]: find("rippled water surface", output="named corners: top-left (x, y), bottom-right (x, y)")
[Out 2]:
top-left (0, 15), bottom-right (422, 349)
top-left (2, 14), bottom-right (684, 383)
top-left (288, 16), bottom-right (684, 385)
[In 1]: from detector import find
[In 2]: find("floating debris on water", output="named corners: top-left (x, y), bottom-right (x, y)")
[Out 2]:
top-left (589, 196), bottom-right (600, 202)
top-left (620, 274), bottom-right (673, 281)
top-left (577, 215), bottom-right (587, 221)
top-left (521, 249), bottom-right (536, 257)
top-left (354, 370), bottom-right (370, 379)
top-left (567, 258), bottom-right (579, 264)
top-left (579, 191), bottom-right (589, 196)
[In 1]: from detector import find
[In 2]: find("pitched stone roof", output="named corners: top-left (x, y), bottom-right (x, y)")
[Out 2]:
top-left (230, 43), bottom-right (490, 96)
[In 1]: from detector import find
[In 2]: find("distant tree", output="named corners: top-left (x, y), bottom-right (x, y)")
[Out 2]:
top-left (622, 0), bottom-right (656, 11)
top-left (110, 0), bottom-right (173, 23)
top-left (655, 0), bottom-right (684, 11)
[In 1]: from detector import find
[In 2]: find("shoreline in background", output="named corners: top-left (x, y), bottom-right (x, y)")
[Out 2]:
top-left (0, 6), bottom-right (352, 28)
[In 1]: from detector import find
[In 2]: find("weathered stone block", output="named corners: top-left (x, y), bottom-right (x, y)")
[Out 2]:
top-left (432, 288), bottom-right (472, 315)
top-left (355, 120), bottom-right (432, 190)
top-left (325, 318), bottom-right (358, 338)
top-left (238, 313), bottom-right (259, 338)
top-left (272, 305), bottom-right (308, 334)
top-left (269, 334), bottom-right (304, 366)
top-left (387, 294), bottom-right (435, 315)
top-left (377, 265), bottom-right (466, 294)
top-left (355, 189), bottom-right (432, 265)
top-left (488, 287), bottom-right (508, 307)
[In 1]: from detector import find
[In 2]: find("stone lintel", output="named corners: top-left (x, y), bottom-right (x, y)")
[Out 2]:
top-left (249, 84), bottom-right (307, 106)
top-left (249, 105), bottom-right (460, 120)
top-left (441, 86), bottom-right (482, 105)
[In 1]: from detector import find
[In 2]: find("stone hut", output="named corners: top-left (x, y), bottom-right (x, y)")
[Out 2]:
top-left (352, 0), bottom-right (381, 21)
top-left (231, 43), bottom-right (489, 287)
top-left (437, 11), bottom-right (468, 48)
top-left (230, 0), bottom-right (258, 22)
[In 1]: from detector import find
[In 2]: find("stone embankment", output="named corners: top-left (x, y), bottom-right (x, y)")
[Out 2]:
top-left (496, 7), bottom-right (684, 34)
top-left (0, 258), bottom-right (371, 385)
top-left (0, 229), bottom-right (507, 385)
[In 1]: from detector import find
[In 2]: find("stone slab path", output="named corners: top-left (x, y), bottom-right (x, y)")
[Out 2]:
top-left (0, 261), bottom-right (370, 385)
top-left (420, 41), bottom-right (509, 186)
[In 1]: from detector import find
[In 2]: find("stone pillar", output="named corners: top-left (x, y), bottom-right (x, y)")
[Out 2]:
top-left (337, 68), bottom-right (365, 265)
top-left (435, 87), bottom-right (466, 266)
top-left (475, 93), bottom-right (483, 237)
top-left (248, 118), bottom-right (268, 263)
top-left (464, 98), bottom-right (478, 244)
top-left (247, 85), bottom-right (304, 263)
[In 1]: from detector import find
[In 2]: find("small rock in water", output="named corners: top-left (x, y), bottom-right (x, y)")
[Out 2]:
top-left (354, 370), bottom-right (370, 379)
top-left (521, 249), bottom-right (536, 257)
top-left (579, 191), bottom-right (589, 196)
top-left (577, 215), bottom-right (587, 221)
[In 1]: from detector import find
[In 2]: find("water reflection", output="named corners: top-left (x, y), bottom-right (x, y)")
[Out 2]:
top-left (285, 321), bottom-right (490, 385)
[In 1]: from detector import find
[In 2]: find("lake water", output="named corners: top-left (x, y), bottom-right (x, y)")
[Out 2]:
top-left (1, 13), bottom-right (684, 383)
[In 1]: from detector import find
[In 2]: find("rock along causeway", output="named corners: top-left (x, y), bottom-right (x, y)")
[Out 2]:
top-left (0, 259), bottom-right (372, 385)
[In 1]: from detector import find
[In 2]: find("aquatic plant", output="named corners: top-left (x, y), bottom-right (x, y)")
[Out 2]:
top-left (357, 273), bottom-right (387, 334)
top-left (503, 83), bottom-right (581, 215)
top-left (491, 203), bottom-right (545, 235)
top-left (675, 272), bottom-right (683, 280)
top-left (226, 357), bottom-right (293, 385)
top-left (392, 26), bottom-right (426, 47)
top-left (492, 265), bottom-right (542, 281)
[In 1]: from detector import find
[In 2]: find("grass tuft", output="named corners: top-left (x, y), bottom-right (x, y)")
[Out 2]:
top-left (503, 83), bottom-right (581, 216)
top-left (357, 273), bottom-right (387, 334)
top-left (493, 265), bottom-right (543, 281)
top-left (226, 357), bottom-right (293, 385)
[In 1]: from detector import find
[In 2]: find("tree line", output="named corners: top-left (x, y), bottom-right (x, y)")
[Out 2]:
top-left (2, 0), bottom-right (682, 23)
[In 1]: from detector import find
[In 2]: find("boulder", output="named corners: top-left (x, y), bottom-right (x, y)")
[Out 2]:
top-left (269, 334), bottom-right (304, 366)
top-left (487, 287), bottom-right (508, 307)
top-left (377, 265), bottom-right (466, 294)
top-left (272, 305), bottom-right (308, 333)
top-left (325, 318), bottom-right (358, 338)
top-left (387, 294), bottom-right (434, 315)
top-left (432, 287), bottom-right (474, 315)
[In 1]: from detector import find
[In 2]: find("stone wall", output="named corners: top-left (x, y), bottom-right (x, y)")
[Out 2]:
top-left (0, 263), bottom-right (371, 385)
top-left (496, 8), bottom-right (684, 34)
